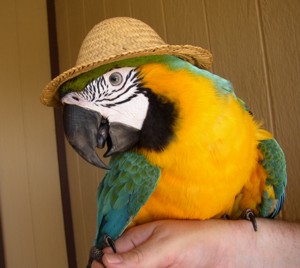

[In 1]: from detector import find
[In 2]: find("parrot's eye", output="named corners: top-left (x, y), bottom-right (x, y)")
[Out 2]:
top-left (109, 72), bottom-right (123, 86)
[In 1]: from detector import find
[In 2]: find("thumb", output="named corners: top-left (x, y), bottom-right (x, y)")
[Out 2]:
top-left (102, 248), bottom-right (154, 268)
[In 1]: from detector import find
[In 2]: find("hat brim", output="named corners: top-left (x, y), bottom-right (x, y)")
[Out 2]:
top-left (41, 44), bottom-right (212, 107)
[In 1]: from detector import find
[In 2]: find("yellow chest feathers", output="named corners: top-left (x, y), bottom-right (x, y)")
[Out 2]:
top-left (134, 64), bottom-right (261, 223)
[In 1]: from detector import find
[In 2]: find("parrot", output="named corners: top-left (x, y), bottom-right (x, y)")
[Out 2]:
top-left (59, 55), bottom-right (286, 267)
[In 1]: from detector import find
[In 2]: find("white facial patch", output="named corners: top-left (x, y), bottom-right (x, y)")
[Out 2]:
top-left (61, 67), bottom-right (149, 130)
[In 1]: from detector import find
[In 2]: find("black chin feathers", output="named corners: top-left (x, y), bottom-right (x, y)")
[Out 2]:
top-left (139, 88), bottom-right (178, 151)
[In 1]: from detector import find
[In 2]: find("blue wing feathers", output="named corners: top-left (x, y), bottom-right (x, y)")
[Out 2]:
top-left (94, 152), bottom-right (160, 248)
top-left (258, 139), bottom-right (287, 218)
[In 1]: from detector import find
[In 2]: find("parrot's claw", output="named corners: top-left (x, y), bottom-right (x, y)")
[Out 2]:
top-left (86, 236), bottom-right (117, 268)
top-left (222, 213), bottom-right (230, 220)
top-left (87, 246), bottom-right (104, 268)
top-left (241, 208), bottom-right (258, 232)
top-left (104, 234), bottom-right (117, 253)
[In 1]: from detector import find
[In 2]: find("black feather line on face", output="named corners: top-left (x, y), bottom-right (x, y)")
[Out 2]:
top-left (138, 87), bottom-right (178, 152)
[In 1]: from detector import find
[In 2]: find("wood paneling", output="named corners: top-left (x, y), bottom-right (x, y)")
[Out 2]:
top-left (205, 0), bottom-right (272, 130)
top-left (104, 0), bottom-right (132, 18)
top-left (163, 0), bottom-right (210, 48)
top-left (258, 0), bottom-right (300, 221)
top-left (83, 1), bottom-right (105, 31)
top-left (131, 0), bottom-right (166, 39)
top-left (0, 0), bottom-right (68, 267)
top-left (53, 0), bottom-right (300, 265)
top-left (54, 0), bottom-right (72, 71)
top-left (66, 0), bottom-right (87, 64)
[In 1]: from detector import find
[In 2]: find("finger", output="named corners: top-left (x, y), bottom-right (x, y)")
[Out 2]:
top-left (102, 230), bottom-right (165, 268)
top-left (102, 248), bottom-right (156, 268)
top-left (91, 260), bottom-right (105, 268)
top-left (112, 221), bottom-right (162, 253)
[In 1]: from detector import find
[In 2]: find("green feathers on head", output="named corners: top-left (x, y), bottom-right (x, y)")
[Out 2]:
top-left (59, 53), bottom-right (239, 103)
top-left (59, 55), bottom-right (182, 97)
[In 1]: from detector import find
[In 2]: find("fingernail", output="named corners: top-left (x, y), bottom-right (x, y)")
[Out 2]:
top-left (105, 253), bottom-right (123, 264)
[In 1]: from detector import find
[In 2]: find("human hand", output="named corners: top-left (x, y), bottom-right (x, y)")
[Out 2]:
top-left (91, 219), bottom-right (249, 268)
top-left (91, 218), bottom-right (300, 268)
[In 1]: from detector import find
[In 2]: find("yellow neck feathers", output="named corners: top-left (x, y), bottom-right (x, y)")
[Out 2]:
top-left (133, 63), bottom-right (266, 221)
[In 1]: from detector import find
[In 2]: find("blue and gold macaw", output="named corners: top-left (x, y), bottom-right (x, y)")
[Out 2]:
top-left (59, 55), bottom-right (286, 267)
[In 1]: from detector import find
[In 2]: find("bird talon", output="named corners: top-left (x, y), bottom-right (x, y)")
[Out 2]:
top-left (86, 235), bottom-right (117, 267)
top-left (241, 208), bottom-right (258, 232)
top-left (86, 246), bottom-right (104, 268)
top-left (222, 213), bottom-right (231, 220)
top-left (104, 234), bottom-right (117, 253)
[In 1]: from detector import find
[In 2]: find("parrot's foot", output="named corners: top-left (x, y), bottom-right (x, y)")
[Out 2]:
top-left (222, 213), bottom-right (230, 220)
top-left (87, 246), bottom-right (104, 268)
top-left (241, 208), bottom-right (258, 232)
top-left (86, 236), bottom-right (117, 268)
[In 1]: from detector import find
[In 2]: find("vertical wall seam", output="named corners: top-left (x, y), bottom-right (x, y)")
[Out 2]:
top-left (82, 0), bottom-right (87, 33)
top-left (76, 2), bottom-right (89, 254)
top-left (103, 0), bottom-right (107, 19)
top-left (160, 0), bottom-right (168, 42)
top-left (0, 211), bottom-right (5, 268)
top-left (46, 1), bottom-right (78, 267)
top-left (15, 0), bottom-right (38, 265)
top-left (76, 157), bottom-right (89, 257)
top-left (202, 0), bottom-right (213, 72)
top-left (255, 0), bottom-right (275, 134)
top-left (65, 0), bottom-right (73, 67)
top-left (129, 0), bottom-right (133, 17)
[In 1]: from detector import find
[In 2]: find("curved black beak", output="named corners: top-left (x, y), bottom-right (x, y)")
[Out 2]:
top-left (63, 104), bottom-right (141, 170)
top-left (63, 104), bottom-right (109, 169)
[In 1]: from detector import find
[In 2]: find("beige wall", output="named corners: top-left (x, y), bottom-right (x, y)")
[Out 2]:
top-left (2, 0), bottom-right (298, 267)
top-left (0, 0), bottom-right (68, 267)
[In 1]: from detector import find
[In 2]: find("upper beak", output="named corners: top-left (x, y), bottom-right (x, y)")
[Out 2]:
top-left (63, 104), bottom-right (109, 169)
top-left (63, 104), bottom-right (140, 169)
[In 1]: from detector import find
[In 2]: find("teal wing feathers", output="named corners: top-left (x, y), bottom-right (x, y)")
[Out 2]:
top-left (258, 138), bottom-right (287, 218)
top-left (94, 152), bottom-right (160, 248)
top-left (209, 70), bottom-right (286, 218)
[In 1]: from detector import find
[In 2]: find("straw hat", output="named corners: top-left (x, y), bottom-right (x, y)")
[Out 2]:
top-left (41, 17), bottom-right (213, 106)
